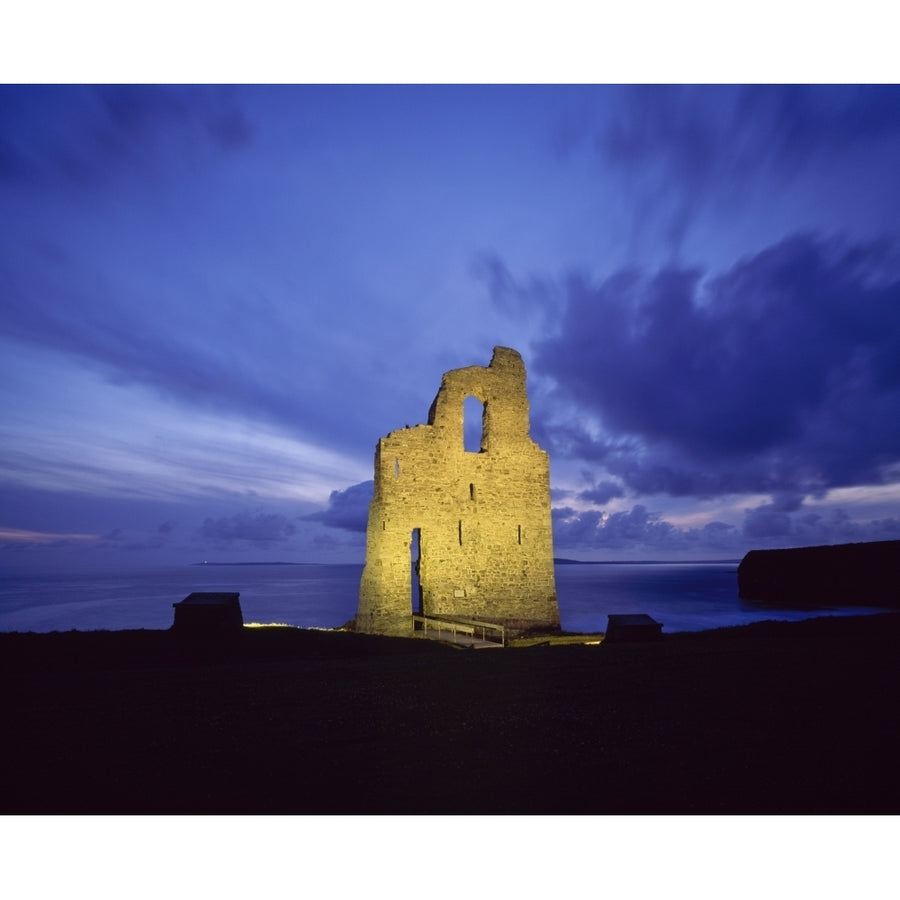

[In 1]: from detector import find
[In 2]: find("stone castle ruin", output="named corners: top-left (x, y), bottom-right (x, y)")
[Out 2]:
top-left (356, 347), bottom-right (560, 637)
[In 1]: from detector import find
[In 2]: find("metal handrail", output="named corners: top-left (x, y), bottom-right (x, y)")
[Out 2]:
top-left (412, 614), bottom-right (506, 646)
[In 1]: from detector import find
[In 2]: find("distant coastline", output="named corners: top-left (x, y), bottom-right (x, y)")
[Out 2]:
top-left (553, 557), bottom-right (740, 565)
top-left (197, 558), bottom-right (742, 567)
top-left (198, 559), bottom-right (742, 567)
top-left (193, 561), bottom-right (313, 567)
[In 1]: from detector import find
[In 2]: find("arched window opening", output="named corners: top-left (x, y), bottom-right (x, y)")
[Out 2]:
top-left (463, 395), bottom-right (485, 453)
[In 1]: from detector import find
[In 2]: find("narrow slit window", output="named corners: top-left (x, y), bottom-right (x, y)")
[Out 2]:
top-left (517, 524), bottom-right (522, 545)
top-left (469, 483), bottom-right (475, 500)
top-left (458, 520), bottom-right (463, 545)
top-left (394, 457), bottom-right (400, 478)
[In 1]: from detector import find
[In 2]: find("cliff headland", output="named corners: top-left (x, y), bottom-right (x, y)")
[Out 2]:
top-left (739, 539), bottom-right (900, 607)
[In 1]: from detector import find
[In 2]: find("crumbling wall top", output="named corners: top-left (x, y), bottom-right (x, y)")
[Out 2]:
top-left (426, 346), bottom-right (532, 446)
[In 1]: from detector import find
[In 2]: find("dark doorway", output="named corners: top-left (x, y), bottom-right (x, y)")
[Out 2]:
top-left (411, 527), bottom-right (423, 615)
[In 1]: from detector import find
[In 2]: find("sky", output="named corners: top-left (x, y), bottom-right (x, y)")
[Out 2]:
top-left (2, 83), bottom-right (900, 569)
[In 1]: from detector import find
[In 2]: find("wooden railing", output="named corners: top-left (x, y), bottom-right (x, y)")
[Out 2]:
top-left (412, 614), bottom-right (506, 646)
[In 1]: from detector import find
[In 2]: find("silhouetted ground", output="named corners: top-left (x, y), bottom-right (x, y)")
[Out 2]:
top-left (3, 614), bottom-right (900, 814)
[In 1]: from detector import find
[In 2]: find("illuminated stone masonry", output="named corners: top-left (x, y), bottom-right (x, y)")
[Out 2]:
top-left (356, 347), bottom-right (560, 637)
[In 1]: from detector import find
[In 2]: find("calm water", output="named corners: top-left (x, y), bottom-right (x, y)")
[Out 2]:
top-left (0, 561), bottom-right (890, 634)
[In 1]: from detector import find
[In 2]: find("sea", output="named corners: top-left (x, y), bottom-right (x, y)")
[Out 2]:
top-left (0, 561), bottom-right (891, 634)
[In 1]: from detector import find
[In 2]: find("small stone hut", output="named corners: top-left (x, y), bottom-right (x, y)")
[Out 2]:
top-left (172, 592), bottom-right (243, 635)
top-left (605, 613), bottom-right (663, 642)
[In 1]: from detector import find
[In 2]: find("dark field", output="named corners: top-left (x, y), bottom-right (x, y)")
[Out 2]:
top-left (3, 614), bottom-right (900, 814)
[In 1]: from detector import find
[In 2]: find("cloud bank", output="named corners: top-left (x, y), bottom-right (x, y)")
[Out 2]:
top-left (534, 233), bottom-right (900, 502)
top-left (305, 481), bottom-right (373, 533)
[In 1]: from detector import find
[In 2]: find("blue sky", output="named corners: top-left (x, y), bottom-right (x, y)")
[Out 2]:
top-left (2, 83), bottom-right (900, 568)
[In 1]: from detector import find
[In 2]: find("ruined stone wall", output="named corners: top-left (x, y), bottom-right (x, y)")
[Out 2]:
top-left (356, 347), bottom-right (559, 636)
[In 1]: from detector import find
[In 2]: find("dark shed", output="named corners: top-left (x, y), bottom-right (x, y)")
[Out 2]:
top-left (172, 592), bottom-right (243, 635)
top-left (605, 613), bottom-right (663, 642)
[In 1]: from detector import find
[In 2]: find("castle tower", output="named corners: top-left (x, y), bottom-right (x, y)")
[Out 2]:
top-left (356, 347), bottom-right (559, 636)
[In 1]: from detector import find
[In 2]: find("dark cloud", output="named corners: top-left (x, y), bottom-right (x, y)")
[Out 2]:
top-left (741, 498), bottom-right (900, 548)
top-left (552, 503), bottom-right (693, 552)
top-left (577, 481), bottom-right (625, 505)
top-left (305, 481), bottom-right (373, 533)
top-left (589, 504), bottom-right (675, 549)
top-left (96, 84), bottom-right (254, 152)
top-left (200, 511), bottom-right (297, 546)
top-left (553, 504), bottom-right (663, 549)
top-left (552, 506), bottom-right (605, 548)
top-left (551, 498), bottom-right (900, 556)
top-left (594, 85), bottom-right (900, 252)
top-left (470, 252), bottom-right (558, 319)
top-left (534, 232), bottom-right (900, 500)
top-left (0, 85), bottom-right (254, 188)
top-left (733, 85), bottom-right (900, 165)
top-left (204, 100), bottom-right (254, 150)
top-left (743, 504), bottom-right (793, 539)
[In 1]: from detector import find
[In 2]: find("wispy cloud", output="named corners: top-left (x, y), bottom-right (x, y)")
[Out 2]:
top-left (0, 527), bottom-right (99, 547)
top-left (593, 85), bottom-right (900, 255)
top-left (199, 511), bottom-right (298, 546)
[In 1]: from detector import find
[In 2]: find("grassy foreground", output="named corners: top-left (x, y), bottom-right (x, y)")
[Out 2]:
top-left (3, 614), bottom-right (900, 814)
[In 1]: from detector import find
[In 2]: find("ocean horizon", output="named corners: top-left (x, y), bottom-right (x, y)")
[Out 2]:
top-left (0, 560), bottom-right (890, 635)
